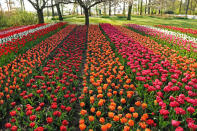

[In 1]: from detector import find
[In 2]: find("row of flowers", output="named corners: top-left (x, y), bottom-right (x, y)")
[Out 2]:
top-left (100, 23), bottom-right (197, 130)
top-left (4, 25), bottom-right (87, 131)
top-left (0, 25), bottom-right (76, 122)
top-left (155, 25), bottom-right (197, 36)
top-left (79, 25), bottom-right (156, 131)
top-left (0, 22), bottom-right (66, 58)
top-left (143, 25), bottom-right (197, 43)
top-left (0, 23), bottom-right (56, 44)
top-left (113, 25), bottom-right (196, 76)
top-left (0, 25), bottom-right (29, 35)
top-left (0, 23), bottom-right (46, 39)
top-left (126, 24), bottom-right (197, 57)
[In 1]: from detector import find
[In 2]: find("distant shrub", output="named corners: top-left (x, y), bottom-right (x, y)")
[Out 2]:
top-left (164, 11), bottom-right (174, 14)
top-left (101, 15), bottom-right (110, 18)
top-left (0, 9), bottom-right (37, 28)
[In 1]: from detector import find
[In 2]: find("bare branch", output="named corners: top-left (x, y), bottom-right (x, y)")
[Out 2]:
top-left (88, 0), bottom-right (106, 9)
top-left (27, 0), bottom-right (38, 9)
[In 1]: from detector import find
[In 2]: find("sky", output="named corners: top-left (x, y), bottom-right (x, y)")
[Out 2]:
top-left (0, 0), bottom-right (74, 12)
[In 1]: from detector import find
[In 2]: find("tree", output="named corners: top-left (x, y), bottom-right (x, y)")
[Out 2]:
top-left (123, 1), bottom-right (126, 15)
top-left (103, 2), bottom-right (106, 15)
top-left (140, 0), bottom-right (143, 15)
top-left (18, 0), bottom-right (25, 11)
top-left (51, 0), bottom-right (55, 17)
top-left (77, 0), bottom-right (106, 26)
top-left (0, 2), bottom-right (3, 12)
top-left (109, 0), bottom-right (112, 16)
top-left (27, 0), bottom-right (49, 23)
top-left (46, 0), bottom-right (75, 21)
top-left (55, 0), bottom-right (63, 20)
top-left (148, 0), bottom-right (151, 14)
top-left (185, 0), bottom-right (190, 16)
top-left (127, 0), bottom-right (133, 20)
top-left (145, 0), bottom-right (147, 14)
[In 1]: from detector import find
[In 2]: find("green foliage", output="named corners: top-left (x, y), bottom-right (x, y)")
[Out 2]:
top-left (101, 15), bottom-right (110, 18)
top-left (0, 9), bottom-right (37, 28)
top-left (164, 11), bottom-right (174, 14)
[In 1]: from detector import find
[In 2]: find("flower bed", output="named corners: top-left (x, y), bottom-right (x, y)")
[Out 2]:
top-left (4, 25), bottom-right (87, 131)
top-left (100, 23), bottom-right (197, 130)
top-left (114, 25), bottom-right (196, 76)
top-left (0, 25), bottom-right (76, 122)
top-left (155, 25), bottom-right (197, 36)
top-left (0, 24), bottom-right (46, 39)
top-left (126, 24), bottom-right (197, 56)
top-left (0, 23), bottom-right (66, 58)
top-left (79, 25), bottom-right (156, 131)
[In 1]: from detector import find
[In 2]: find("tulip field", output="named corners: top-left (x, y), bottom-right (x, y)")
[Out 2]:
top-left (0, 22), bottom-right (196, 131)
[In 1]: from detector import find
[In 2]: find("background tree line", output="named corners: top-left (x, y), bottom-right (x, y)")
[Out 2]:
top-left (0, 0), bottom-right (196, 26)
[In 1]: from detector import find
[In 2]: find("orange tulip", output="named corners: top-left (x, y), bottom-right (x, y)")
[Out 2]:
top-left (80, 110), bottom-right (87, 116)
top-left (108, 112), bottom-right (114, 118)
top-left (80, 102), bottom-right (85, 108)
top-left (128, 119), bottom-right (134, 126)
top-left (141, 103), bottom-right (147, 109)
top-left (133, 112), bottom-right (138, 118)
top-left (90, 107), bottom-right (95, 113)
top-left (113, 115), bottom-right (119, 122)
top-left (96, 111), bottom-right (101, 117)
top-left (88, 116), bottom-right (94, 122)
top-left (123, 126), bottom-right (130, 131)
top-left (99, 117), bottom-right (105, 124)
top-left (135, 101), bottom-right (141, 106)
top-left (121, 98), bottom-right (126, 104)
top-left (79, 124), bottom-right (86, 131)
top-left (129, 107), bottom-right (135, 112)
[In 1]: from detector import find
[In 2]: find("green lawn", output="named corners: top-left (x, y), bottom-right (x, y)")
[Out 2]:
top-left (47, 15), bottom-right (197, 29)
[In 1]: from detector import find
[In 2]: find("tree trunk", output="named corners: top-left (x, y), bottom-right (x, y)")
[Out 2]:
top-left (179, 0), bottom-right (182, 14)
top-left (23, 0), bottom-right (25, 10)
top-left (109, 0), bottom-right (111, 16)
top-left (193, 2), bottom-right (196, 15)
top-left (84, 8), bottom-right (89, 26)
top-left (138, 0), bottom-right (140, 15)
top-left (123, 1), bottom-right (126, 16)
top-left (8, 0), bottom-right (12, 10)
top-left (145, 0), bottom-right (147, 14)
top-left (56, 4), bottom-right (63, 21)
top-left (61, 3), bottom-right (64, 15)
top-left (127, 3), bottom-right (133, 20)
top-left (89, 8), bottom-right (91, 16)
top-left (185, 0), bottom-right (190, 16)
top-left (20, 0), bottom-right (23, 10)
top-left (81, 7), bottom-right (83, 15)
top-left (104, 2), bottom-right (106, 15)
top-left (96, 5), bottom-right (98, 16)
top-left (114, 6), bottom-right (116, 15)
top-left (140, 0), bottom-right (143, 15)
top-left (189, 0), bottom-right (192, 14)
top-left (51, 0), bottom-right (55, 17)
top-left (37, 9), bottom-right (44, 23)
top-left (47, 2), bottom-right (49, 17)
top-left (6, 0), bottom-right (10, 12)
top-left (148, 0), bottom-right (151, 15)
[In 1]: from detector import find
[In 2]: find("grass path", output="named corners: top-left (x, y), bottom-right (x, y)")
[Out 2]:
top-left (46, 15), bottom-right (197, 29)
